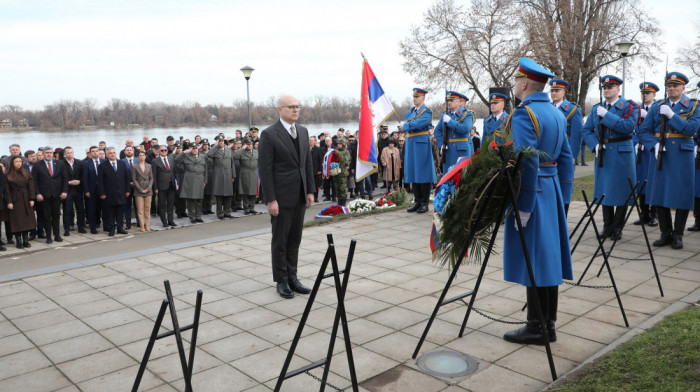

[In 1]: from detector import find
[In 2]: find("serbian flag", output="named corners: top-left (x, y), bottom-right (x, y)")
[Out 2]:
top-left (357, 57), bottom-right (395, 180)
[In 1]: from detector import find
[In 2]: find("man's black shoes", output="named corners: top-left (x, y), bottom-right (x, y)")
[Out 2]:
top-left (276, 282), bottom-right (294, 299)
top-left (407, 203), bottom-right (420, 213)
top-left (417, 203), bottom-right (429, 214)
top-left (504, 323), bottom-right (550, 345)
top-left (289, 279), bottom-right (311, 294)
top-left (653, 234), bottom-right (672, 247)
top-left (671, 235), bottom-right (683, 250)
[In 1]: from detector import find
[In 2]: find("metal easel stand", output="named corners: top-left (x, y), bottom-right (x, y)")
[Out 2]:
top-left (132, 280), bottom-right (203, 392)
top-left (412, 150), bottom-right (558, 382)
top-left (274, 234), bottom-right (359, 392)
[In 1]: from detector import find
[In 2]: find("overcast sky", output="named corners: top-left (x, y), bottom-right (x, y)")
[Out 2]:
top-left (1, 0), bottom-right (698, 110)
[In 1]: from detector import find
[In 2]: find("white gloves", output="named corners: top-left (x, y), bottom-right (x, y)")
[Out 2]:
top-left (659, 104), bottom-right (674, 119)
top-left (594, 143), bottom-right (605, 157)
top-left (442, 114), bottom-right (451, 123)
top-left (398, 121), bottom-right (405, 129)
top-left (596, 105), bottom-right (608, 117)
top-left (635, 144), bottom-right (643, 152)
top-left (640, 108), bottom-right (647, 119)
top-left (654, 142), bottom-right (666, 159)
top-left (515, 211), bottom-right (531, 230)
top-left (695, 145), bottom-right (698, 158)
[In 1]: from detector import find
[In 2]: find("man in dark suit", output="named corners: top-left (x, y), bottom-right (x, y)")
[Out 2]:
top-left (62, 147), bottom-right (86, 235)
top-left (259, 95), bottom-right (316, 299)
top-left (152, 145), bottom-right (179, 227)
top-left (121, 146), bottom-right (137, 229)
top-left (33, 146), bottom-right (68, 244)
top-left (309, 136), bottom-right (323, 202)
top-left (97, 147), bottom-right (130, 236)
top-left (83, 146), bottom-right (105, 234)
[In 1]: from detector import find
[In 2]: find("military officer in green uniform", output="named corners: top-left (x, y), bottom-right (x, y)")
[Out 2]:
top-left (175, 143), bottom-right (208, 223)
top-left (200, 139), bottom-right (214, 215)
top-left (333, 138), bottom-right (351, 206)
top-left (207, 134), bottom-right (236, 219)
top-left (234, 138), bottom-right (260, 215)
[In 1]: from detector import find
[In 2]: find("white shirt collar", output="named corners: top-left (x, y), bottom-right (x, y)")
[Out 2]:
top-left (553, 100), bottom-right (563, 108)
top-left (280, 118), bottom-right (295, 134)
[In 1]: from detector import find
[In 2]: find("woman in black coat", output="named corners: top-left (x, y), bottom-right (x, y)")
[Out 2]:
top-left (4, 156), bottom-right (36, 248)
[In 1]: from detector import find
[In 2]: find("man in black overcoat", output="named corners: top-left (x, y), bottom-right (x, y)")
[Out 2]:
top-left (97, 147), bottom-right (130, 236)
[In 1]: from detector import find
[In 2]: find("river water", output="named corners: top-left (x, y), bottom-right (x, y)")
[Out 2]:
top-left (1, 119), bottom-right (485, 157)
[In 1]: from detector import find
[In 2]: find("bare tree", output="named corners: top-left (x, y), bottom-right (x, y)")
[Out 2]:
top-left (676, 23), bottom-right (700, 81)
top-left (401, 0), bottom-right (660, 111)
top-left (400, 0), bottom-right (528, 105)
top-left (523, 0), bottom-right (661, 113)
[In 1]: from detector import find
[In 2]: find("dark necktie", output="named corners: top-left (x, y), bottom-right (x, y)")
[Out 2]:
top-left (671, 102), bottom-right (675, 108)
top-left (127, 159), bottom-right (132, 170)
top-left (94, 160), bottom-right (99, 174)
top-left (607, 103), bottom-right (611, 110)
top-left (112, 162), bottom-right (117, 172)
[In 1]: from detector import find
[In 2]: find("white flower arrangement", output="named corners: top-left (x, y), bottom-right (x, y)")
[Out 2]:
top-left (347, 199), bottom-right (376, 213)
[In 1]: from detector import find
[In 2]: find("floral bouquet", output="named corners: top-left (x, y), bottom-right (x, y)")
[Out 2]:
top-left (330, 151), bottom-right (342, 176)
top-left (431, 140), bottom-right (540, 269)
top-left (383, 188), bottom-right (408, 206)
top-left (314, 204), bottom-right (350, 219)
top-left (347, 199), bottom-right (376, 213)
top-left (374, 197), bottom-right (395, 209)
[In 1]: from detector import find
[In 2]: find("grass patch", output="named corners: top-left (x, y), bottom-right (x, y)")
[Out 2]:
top-left (550, 305), bottom-right (700, 391)
top-left (303, 202), bottom-right (410, 227)
top-left (571, 174), bottom-right (594, 202)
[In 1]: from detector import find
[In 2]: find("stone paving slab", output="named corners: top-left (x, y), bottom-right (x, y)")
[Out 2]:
top-left (0, 201), bottom-right (697, 391)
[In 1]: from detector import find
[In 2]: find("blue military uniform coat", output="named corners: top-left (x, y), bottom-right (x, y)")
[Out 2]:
top-left (482, 112), bottom-right (507, 147)
top-left (581, 97), bottom-right (639, 206)
top-left (632, 101), bottom-right (657, 196)
top-left (402, 104), bottom-right (436, 183)
top-left (433, 107), bottom-right (474, 172)
top-left (557, 99), bottom-right (583, 158)
top-left (695, 134), bottom-right (700, 198)
top-left (637, 95), bottom-right (700, 210)
top-left (503, 92), bottom-right (574, 287)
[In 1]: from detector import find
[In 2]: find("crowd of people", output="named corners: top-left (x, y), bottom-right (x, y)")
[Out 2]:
top-left (0, 129), bottom-right (264, 250)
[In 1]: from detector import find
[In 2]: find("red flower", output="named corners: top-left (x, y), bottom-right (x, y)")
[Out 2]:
top-left (321, 205), bottom-right (345, 216)
top-left (330, 152), bottom-right (341, 163)
top-left (490, 140), bottom-right (497, 149)
top-left (388, 200), bottom-right (394, 205)
top-left (377, 199), bottom-right (385, 206)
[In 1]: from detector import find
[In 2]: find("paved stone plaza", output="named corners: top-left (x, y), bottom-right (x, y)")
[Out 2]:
top-left (0, 201), bottom-right (698, 391)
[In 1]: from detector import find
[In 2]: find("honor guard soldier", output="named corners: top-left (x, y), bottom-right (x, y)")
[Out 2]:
top-left (482, 93), bottom-right (509, 147)
top-left (690, 82), bottom-right (700, 232)
top-left (400, 88), bottom-right (435, 214)
top-left (433, 91), bottom-right (474, 173)
top-left (502, 57), bottom-right (574, 345)
top-left (549, 79), bottom-right (584, 166)
top-left (633, 82), bottom-right (660, 226)
top-left (638, 72), bottom-right (700, 249)
top-left (581, 75), bottom-right (639, 240)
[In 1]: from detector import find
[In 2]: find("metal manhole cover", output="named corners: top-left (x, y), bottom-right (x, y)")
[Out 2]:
top-left (416, 350), bottom-right (479, 378)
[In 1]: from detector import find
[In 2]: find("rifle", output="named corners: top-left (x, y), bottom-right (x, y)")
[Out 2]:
top-left (597, 78), bottom-right (605, 168)
top-left (440, 84), bottom-right (449, 168)
top-left (657, 56), bottom-right (669, 171)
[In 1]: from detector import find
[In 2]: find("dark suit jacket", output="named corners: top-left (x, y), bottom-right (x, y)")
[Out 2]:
top-left (152, 155), bottom-right (178, 191)
top-left (33, 159), bottom-right (69, 198)
top-left (122, 157), bottom-right (137, 185)
top-left (63, 159), bottom-right (84, 193)
top-left (82, 158), bottom-right (105, 194)
top-left (259, 120), bottom-right (315, 208)
top-left (97, 160), bottom-right (130, 206)
top-left (310, 145), bottom-right (323, 175)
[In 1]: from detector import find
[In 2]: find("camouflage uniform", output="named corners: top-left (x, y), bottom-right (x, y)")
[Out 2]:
top-left (333, 138), bottom-right (351, 205)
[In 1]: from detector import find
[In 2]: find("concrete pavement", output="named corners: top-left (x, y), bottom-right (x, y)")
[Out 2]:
top-left (0, 200), bottom-right (697, 391)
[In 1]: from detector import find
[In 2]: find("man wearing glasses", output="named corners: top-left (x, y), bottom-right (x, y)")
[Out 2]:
top-left (259, 95), bottom-right (315, 299)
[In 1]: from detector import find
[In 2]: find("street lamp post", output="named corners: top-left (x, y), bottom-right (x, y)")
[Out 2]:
top-left (240, 66), bottom-right (255, 130)
top-left (616, 41), bottom-right (634, 97)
